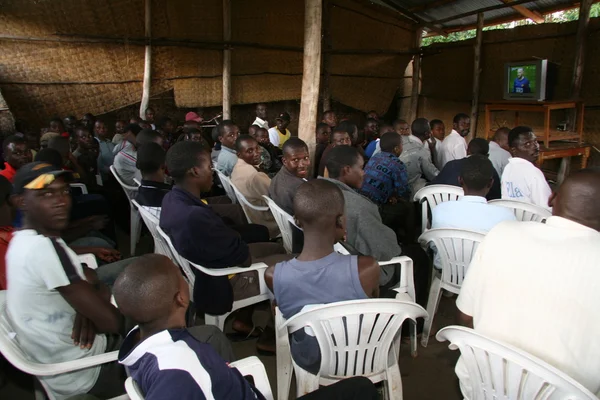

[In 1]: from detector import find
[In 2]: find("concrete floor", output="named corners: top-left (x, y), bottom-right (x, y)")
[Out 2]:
top-left (0, 231), bottom-right (464, 399)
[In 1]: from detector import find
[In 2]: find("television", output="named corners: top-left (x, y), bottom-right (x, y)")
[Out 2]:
top-left (503, 59), bottom-right (553, 101)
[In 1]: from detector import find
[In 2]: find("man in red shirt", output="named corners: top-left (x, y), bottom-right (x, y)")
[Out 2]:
top-left (0, 135), bottom-right (33, 183)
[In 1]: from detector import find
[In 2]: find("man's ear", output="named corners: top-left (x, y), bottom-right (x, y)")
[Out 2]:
top-left (294, 217), bottom-right (302, 228)
top-left (174, 290), bottom-right (188, 309)
top-left (335, 214), bottom-right (344, 229)
top-left (548, 191), bottom-right (558, 208)
top-left (341, 165), bottom-right (352, 177)
top-left (11, 194), bottom-right (24, 211)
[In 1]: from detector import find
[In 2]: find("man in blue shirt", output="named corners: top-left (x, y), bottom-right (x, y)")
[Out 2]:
top-left (513, 68), bottom-right (531, 94)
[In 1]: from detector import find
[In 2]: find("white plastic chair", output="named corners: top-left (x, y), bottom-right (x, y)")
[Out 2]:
top-left (488, 199), bottom-right (552, 222)
top-left (263, 195), bottom-right (299, 253)
top-left (156, 225), bottom-right (196, 296)
top-left (215, 169), bottom-right (238, 204)
top-left (131, 201), bottom-right (170, 257)
top-left (0, 291), bottom-right (125, 400)
top-left (109, 165), bottom-right (141, 256)
top-left (69, 183), bottom-right (88, 195)
top-left (436, 326), bottom-right (598, 400)
top-left (413, 185), bottom-right (464, 233)
top-left (275, 299), bottom-right (427, 400)
top-left (157, 225), bottom-right (270, 331)
top-left (124, 356), bottom-right (274, 400)
top-left (418, 228), bottom-right (485, 347)
top-left (228, 179), bottom-right (270, 225)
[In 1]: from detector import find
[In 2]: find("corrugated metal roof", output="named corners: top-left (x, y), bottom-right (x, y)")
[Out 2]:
top-left (369, 0), bottom-right (582, 32)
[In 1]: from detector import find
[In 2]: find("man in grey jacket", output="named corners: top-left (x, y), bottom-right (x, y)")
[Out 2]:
top-left (322, 146), bottom-right (429, 305)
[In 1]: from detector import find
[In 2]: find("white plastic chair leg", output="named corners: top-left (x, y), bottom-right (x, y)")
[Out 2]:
top-left (384, 362), bottom-right (403, 400)
top-left (276, 312), bottom-right (293, 400)
top-left (130, 207), bottom-right (141, 256)
top-left (410, 319), bottom-right (418, 357)
top-left (204, 313), bottom-right (227, 332)
top-left (421, 274), bottom-right (442, 347)
top-left (294, 366), bottom-right (320, 398)
top-left (34, 380), bottom-right (46, 400)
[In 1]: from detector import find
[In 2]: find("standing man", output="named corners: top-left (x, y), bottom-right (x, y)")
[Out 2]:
top-left (252, 103), bottom-right (269, 129)
top-left (363, 118), bottom-right (379, 145)
top-left (501, 126), bottom-right (551, 210)
top-left (215, 120), bottom-right (240, 177)
top-left (399, 118), bottom-right (439, 198)
top-left (317, 127), bottom-right (352, 177)
top-left (488, 127), bottom-right (512, 177)
top-left (268, 112), bottom-right (292, 149)
top-left (313, 123), bottom-right (332, 178)
top-left (0, 135), bottom-right (33, 183)
top-left (269, 138), bottom-right (310, 215)
top-left (440, 113), bottom-right (470, 168)
top-left (144, 107), bottom-right (156, 130)
top-left (428, 119), bottom-right (445, 169)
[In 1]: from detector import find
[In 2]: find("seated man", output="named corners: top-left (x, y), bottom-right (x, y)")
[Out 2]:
top-left (322, 146), bottom-right (429, 303)
top-left (135, 142), bottom-right (170, 207)
top-left (366, 123), bottom-right (395, 158)
top-left (7, 162), bottom-right (125, 399)
top-left (117, 254), bottom-right (378, 400)
top-left (313, 123), bottom-right (331, 178)
top-left (72, 126), bottom-right (100, 189)
top-left (160, 142), bottom-right (290, 352)
top-left (488, 127), bottom-right (511, 177)
top-left (501, 126), bottom-right (551, 210)
top-left (360, 132), bottom-right (414, 242)
top-left (268, 112), bottom-right (292, 149)
top-left (114, 127), bottom-right (162, 186)
top-left (94, 119), bottom-right (116, 182)
top-left (0, 135), bottom-right (33, 183)
top-left (255, 127), bottom-right (282, 176)
top-left (429, 138), bottom-right (502, 201)
top-left (317, 127), bottom-right (352, 177)
top-left (456, 169), bottom-right (600, 398)
top-left (363, 118), bottom-right (379, 145)
top-left (266, 179), bottom-right (380, 374)
top-left (399, 118), bottom-right (439, 198)
top-left (216, 120), bottom-right (240, 176)
top-left (269, 137), bottom-right (310, 215)
top-left (231, 135), bottom-right (279, 238)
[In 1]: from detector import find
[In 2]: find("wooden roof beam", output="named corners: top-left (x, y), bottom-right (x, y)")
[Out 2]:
top-left (431, 0), bottom-right (537, 25)
top-left (409, 0), bottom-right (459, 13)
top-left (500, 0), bottom-right (545, 23)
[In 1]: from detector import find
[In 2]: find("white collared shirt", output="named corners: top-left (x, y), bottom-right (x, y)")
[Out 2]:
top-left (501, 157), bottom-right (552, 210)
top-left (252, 117), bottom-right (269, 130)
top-left (425, 137), bottom-right (444, 169)
top-left (488, 141), bottom-right (511, 177)
top-left (456, 216), bottom-right (600, 397)
top-left (439, 130), bottom-right (467, 168)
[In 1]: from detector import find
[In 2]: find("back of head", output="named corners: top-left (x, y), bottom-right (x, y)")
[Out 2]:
top-left (48, 136), bottom-right (71, 158)
top-left (113, 254), bottom-right (181, 325)
top-left (217, 120), bottom-right (235, 137)
top-left (467, 138), bottom-right (489, 156)
top-left (326, 145), bottom-right (360, 179)
top-left (294, 180), bottom-right (344, 228)
top-left (316, 122), bottom-right (329, 132)
top-left (166, 141), bottom-right (208, 183)
top-left (453, 113), bottom-right (470, 125)
top-left (34, 148), bottom-right (63, 169)
top-left (137, 142), bottom-right (166, 174)
top-left (493, 127), bottom-right (510, 142)
top-left (235, 134), bottom-right (256, 152)
top-left (334, 120), bottom-right (357, 137)
top-left (553, 168), bottom-right (600, 231)
top-left (460, 154), bottom-right (494, 192)
top-left (136, 129), bottom-right (161, 148)
top-left (508, 126), bottom-right (533, 148)
top-left (411, 118), bottom-right (430, 138)
top-left (282, 137), bottom-right (308, 154)
top-left (380, 131), bottom-right (402, 153)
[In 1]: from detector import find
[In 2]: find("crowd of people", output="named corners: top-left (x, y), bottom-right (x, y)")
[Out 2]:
top-left (0, 101), bottom-right (598, 400)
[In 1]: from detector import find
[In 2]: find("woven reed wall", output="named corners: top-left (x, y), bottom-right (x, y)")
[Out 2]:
top-left (420, 18), bottom-right (600, 156)
top-left (0, 0), bottom-right (415, 130)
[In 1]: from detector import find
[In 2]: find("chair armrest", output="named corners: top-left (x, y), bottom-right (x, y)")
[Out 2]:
top-left (379, 256), bottom-right (416, 302)
top-left (188, 261), bottom-right (269, 276)
top-left (78, 254), bottom-right (98, 270)
top-left (18, 351), bottom-right (119, 377)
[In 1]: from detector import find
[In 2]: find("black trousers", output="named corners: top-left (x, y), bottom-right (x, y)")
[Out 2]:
top-left (297, 377), bottom-right (379, 400)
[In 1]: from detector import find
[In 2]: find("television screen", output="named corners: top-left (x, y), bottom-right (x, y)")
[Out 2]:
top-left (509, 65), bottom-right (537, 95)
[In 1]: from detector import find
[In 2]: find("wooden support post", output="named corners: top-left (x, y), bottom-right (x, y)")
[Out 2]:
top-left (570, 0), bottom-right (593, 100)
top-left (298, 0), bottom-right (322, 162)
top-left (139, 0), bottom-right (151, 120)
top-left (469, 13), bottom-right (484, 142)
top-left (408, 28), bottom-right (422, 124)
top-left (222, 0), bottom-right (232, 119)
top-left (321, 0), bottom-right (332, 113)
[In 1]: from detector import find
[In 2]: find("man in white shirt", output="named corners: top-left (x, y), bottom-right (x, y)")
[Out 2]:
top-left (488, 127), bottom-right (511, 177)
top-left (252, 103), bottom-right (269, 129)
top-left (501, 126), bottom-right (551, 210)
top-left (431, 154), bottom-right (515, 267)
top-left (456, 168), bottom-right (600, 398)
top-left (7, 163), bottom-right (124, 399)
top-left (440, 113), bottom-right (470, 168)
top-left (428, 119), bottom-right (445, 169)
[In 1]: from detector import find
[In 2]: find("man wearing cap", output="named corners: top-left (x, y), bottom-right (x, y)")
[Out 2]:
top-left (6, 162), bottom-right (127, 399)
top-left (185, 111), bottom-right (204, 124)
top-left (268, 112), bottom-right (292, 149)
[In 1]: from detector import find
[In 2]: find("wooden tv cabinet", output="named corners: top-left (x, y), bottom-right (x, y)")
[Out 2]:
top-left (483, 101), bottom-right (584, 148)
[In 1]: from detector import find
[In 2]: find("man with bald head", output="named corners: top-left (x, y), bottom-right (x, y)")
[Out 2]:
top-left (488, 127), bottom-right (511, 176)
top-left (455, 169), bottom-right (600, 398)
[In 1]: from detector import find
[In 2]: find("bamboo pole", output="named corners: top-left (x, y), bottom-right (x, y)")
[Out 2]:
top-left (408, 27), bottom-right (423, 124)
top-left (139, 0), bottom-right (151, 120)
top-left (570, 0), bottom-right (593, 100)
top-left (469, 13), bottom-right (484, 142)
top-left (321, 0), bottom-right (332, 112)
top-left (298, 0), bottom-right (322, 162)
top-left (222, 0), bottom-right (232, 119)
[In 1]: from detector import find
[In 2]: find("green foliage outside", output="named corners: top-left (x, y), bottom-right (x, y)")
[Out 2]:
top-left (422, 4), bottom-right (600, 47)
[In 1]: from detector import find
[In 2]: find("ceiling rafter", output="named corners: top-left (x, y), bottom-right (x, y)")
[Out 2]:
top-left (378, 0), bottom-right (449, 36)
top-left (499, 0), bottom-right (545, 23)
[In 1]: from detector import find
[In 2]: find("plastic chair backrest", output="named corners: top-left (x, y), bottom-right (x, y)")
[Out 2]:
top-left (215, 169), bottom-right (238, 204)
top-left (156, 225), bottom-right (196, 288)
top-left (125, 377), bottom-right (144, 400)
top-left (436, 326), bottom-right (598, 400)
top-left (109, 165), bottom-right (139, 200)
top-left (263, 195), bottom-right (297, 253)
top-left (487, 199), bottom-right (552, 222)
top-left (283, 299), bottom-right (427, 379)
top-left (228, 179), bottom-right (269, 224)
top-left (69, 183), bottom-right (88, 195)
top-left (419, 228), bottom-right (485, 293)
top-left (413, 184), bottom-right (464, 206)
top-left (132, 201), bottom-right (170, 256)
